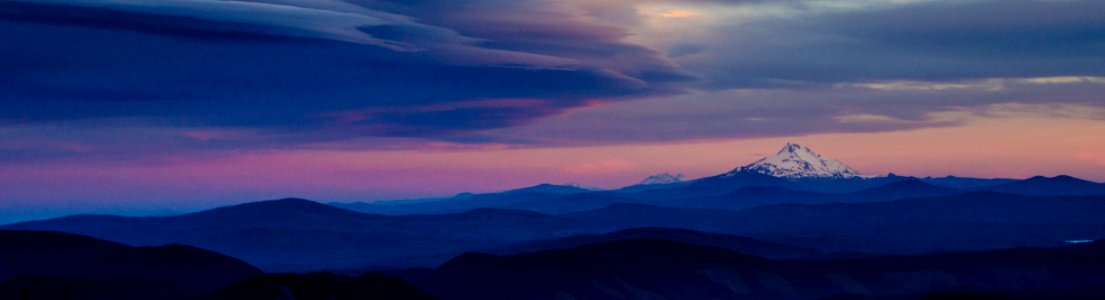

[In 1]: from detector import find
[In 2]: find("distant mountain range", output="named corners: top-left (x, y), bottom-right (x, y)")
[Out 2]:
top-left (333, 143), bottom-right (1104, 215)
top-left (8, 228), bottom-right (1105, 300)
top-left (7, 189), bottom-right (1105, 272)
top-left (4, 198), bottom-right (596, 272)
top-left (4, 142), bottom-right (1105, 299)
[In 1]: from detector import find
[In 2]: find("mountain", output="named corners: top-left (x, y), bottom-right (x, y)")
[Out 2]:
top-left (481, 227), bottom-right (817, 259)
top-left (731, 142), bottom-right (861, 179)
top-left (659, 179), bottom-right (959, 211)
top-left (0, 230), bottom-right (260, 300)
top-left (202, 273), bottom-right (436, 300)
top-left (920, 175), bottom-right (1017, 189)
top-left (3, 199), bottom-right (589, 272)
top-left (421, 239), bottom-right (1105, 300)
top-left (725, 192), bottom-right (1105, 253)
top-left (329, 144), bottom-right (1006, 216)
top-left (503, 183), bottom-right (592, 195)
top-left (334, 186), bottom-right (615, 215)
top-left (11, 184), bottom-right (1105, 274)
top-left (561, 192), bottom-right (1105, 254)
top-left (637, 173), bottom-right (685, 185)
top-left (847, 178), bottom-right (961, 200)
top-left (983, 175), bottom-right (1105, 196)
top-left (787, 174), bottom-right (911, 193)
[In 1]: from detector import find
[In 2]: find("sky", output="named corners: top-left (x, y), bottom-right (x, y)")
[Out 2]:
top-left (2, 0), bottom-right (1105, 222)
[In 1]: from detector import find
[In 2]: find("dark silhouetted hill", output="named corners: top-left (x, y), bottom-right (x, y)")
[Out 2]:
top-left (202, 272), bottom-right (436, 300)
top-left (0, 230), bottom-right (260, 300)
top-left (848, 179), bottom-right (961, 199)
top-left (920, 175), bottom-right (1016, 190)
top-left (9, 190), bottom-right (1105, 272)
top-left (562, 192), bottom-right (1105, 254)
top-left (983, 175), bottom-right (1105, 196)
top-left (483, 227), bottom-right (816, 259)
top-left (3, 199), bottom-right (588, 272)
top-left (424, 239), bottom-right (1105, 300)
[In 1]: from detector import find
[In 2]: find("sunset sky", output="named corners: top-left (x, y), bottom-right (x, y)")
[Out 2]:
top-left (2, 0), bottom-right (1104, 222)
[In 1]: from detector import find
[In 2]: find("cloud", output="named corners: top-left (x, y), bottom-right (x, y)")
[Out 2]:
top-left (1019, 76), bottom-right (1105, 85)
top-left (1, 0), bottom-right (420, 49)
top-left (1, 0), bottom-right (1104, 157)
top-left (672, 0), bottom-right (1105, 88)
top-left (846, 79), bottom-right (1006, 92)
top-left (489, 78), bottom-right (1105, 145)
top-left (0, 0), bottom-right (705, 151)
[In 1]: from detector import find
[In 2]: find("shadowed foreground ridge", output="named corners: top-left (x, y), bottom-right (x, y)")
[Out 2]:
top-left (0, 230), bottom-right (261, 300)
top-left (202, 272), bottom-right (437, 300)
top-left (423, 239), bottom-right (1105, 300)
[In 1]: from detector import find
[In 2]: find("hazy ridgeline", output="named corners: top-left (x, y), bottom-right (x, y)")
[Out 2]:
top-left (5, 144), bottom-right (1105, 299)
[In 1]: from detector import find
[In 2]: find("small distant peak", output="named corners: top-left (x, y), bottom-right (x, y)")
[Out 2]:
top-left (1027, 175), bottom-right (1088, 183)
top-left (243, 198), bottom-right (334, 209)
top-left (193, 197), bottom-right (362, 217)
top-left (562, 182), bottom-right (586, 188)
top-left (505, 183), bottom-right (591, 194)
top-left (638, 173), bottom-right (685, 185)
top-left (255, 198), bottom-right (319, 206)
top-left (883, 178), bottom-right (932, 187)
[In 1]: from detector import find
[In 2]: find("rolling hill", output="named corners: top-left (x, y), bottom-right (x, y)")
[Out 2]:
top-left (0, 230), bottom-right (261, 300)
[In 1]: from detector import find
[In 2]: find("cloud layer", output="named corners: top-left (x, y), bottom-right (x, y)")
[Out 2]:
top-left (1, 0), bottom-right (1103, 156)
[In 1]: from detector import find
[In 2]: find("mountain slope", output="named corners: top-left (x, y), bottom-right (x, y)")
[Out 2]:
top-left (726, 192), bottom-right (1105, 252)
top-left (0, 230), bottom-right (261, 300)
top-left (661, 179), bottom-right (959, 211)
top-left (422, 239), bottom-right (1105, 300)
top-left (563, 192), bottom-right (1105, 254)
top-left (847, 178), bottom-right (961, 200)
top-left (731, 143), bottom-right (861, 178)
top-left (10, 189), bottom-right (1105, 273)
top-left (637, 173), bottom-right (685, 185)
top-left (334, 184), bottom-right (597, 215)
top-left (983, 175), bottom-right (1105, 196)
top-left (202, 273), bottom-right (436, 300)
top-left (482, 227), bottom-right (817, 259)
top-left (504, 183), bottom-right (592, 195)
top-left (3, 199), bottom-right (584, 272)
top-left (921, 175), bottom-right (1017, 189)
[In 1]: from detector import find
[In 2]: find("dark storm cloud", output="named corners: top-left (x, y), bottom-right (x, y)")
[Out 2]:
top-left (0, 0), bottom-right (692, 139)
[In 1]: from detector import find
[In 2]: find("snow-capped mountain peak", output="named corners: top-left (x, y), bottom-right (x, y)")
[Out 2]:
top-left (638, 173), bottom-right (685, 185)
top-left (729, 143), bottom-right (861, 178)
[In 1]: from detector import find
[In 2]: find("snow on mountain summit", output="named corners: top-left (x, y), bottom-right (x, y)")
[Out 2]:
top-left (638, 173), bottom-right (685, 185)
top-left (730, 143), bottom-right (861, 178)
